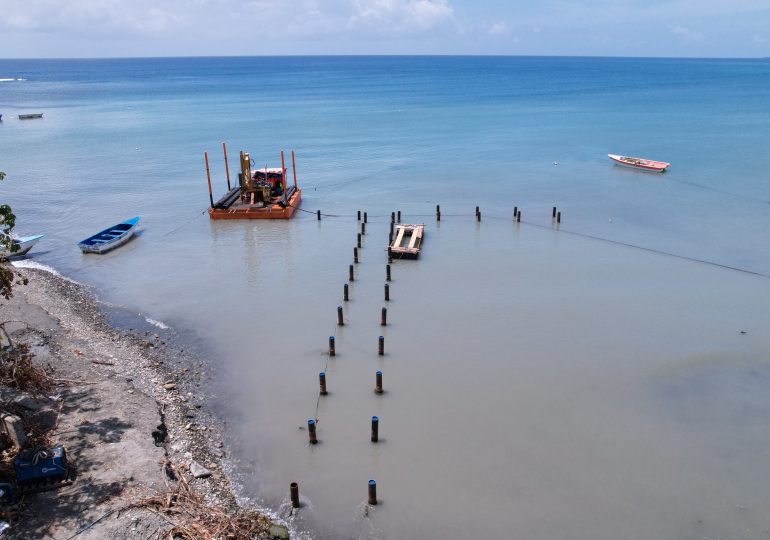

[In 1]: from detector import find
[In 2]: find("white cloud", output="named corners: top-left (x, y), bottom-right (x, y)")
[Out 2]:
top-left (488, 21), bottom-right (508, 35)
top-left (349, 0), bottom-right (455, 33)
top-left (669, 24), bottom-right (705, 42)
top-left (0, 0), bottom-right (182, 34)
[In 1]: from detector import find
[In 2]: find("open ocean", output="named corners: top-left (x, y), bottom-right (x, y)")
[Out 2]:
top-left (3, 56), bottom-right (770, 538)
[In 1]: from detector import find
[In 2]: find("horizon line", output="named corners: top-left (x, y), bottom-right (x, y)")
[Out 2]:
top-left (0, 53), bottom-right (767, 61)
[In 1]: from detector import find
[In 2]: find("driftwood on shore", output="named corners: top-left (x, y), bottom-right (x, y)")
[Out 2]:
top-left (124, 462), bottom-right (272, 540)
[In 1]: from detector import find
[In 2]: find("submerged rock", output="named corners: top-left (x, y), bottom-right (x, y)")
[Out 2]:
top-left (268, 523), bottom-right (290, 539)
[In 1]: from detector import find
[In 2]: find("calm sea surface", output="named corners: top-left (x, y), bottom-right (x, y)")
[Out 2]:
top-left (3, 56), bottom-right (770, 538)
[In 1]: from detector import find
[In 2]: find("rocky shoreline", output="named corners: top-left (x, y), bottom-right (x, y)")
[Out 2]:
top-left (0, 266), bottom-right (289, 539)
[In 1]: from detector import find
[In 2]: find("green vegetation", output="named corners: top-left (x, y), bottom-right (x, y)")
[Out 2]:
top-left (1, 170), bottom-right (20, 299)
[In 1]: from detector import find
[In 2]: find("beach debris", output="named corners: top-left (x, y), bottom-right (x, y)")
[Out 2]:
top-left (189, 461), bottom-right (211, 479)
top-left (152, 422), bottom-right (167, 445)
top-left (1, 412), bottom-right (27, 448)
top-left (163, 382), bottom-right (176, 390)
top-left (128, 462), bottom-right (271, 538)
top-left (91, 359), bottom-right (114, 366)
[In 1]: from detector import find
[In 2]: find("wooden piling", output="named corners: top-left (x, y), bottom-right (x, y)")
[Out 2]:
top-left (290, 482), bottom-right (300, 508)
top-left (477, 210), bottom-right (481, 222)
top-left (517, 211), bottom-right (521, 222)
top-left (391, 211), bottom-right (395, 223)
top-left (357, 210), bottom-right (361, 221)
top-left (397, 210), bottom-right (401, 223)
top-left (386, 264), bottom-right (391, 281)
top-left (375, 371), bottom-right (383, 394)
top-left (371, 416), bottom-right (379, 442)
top-left (204, 151), bottom-right (214, 208)
top-left (222, 142), bottom-right (231, 190)
top-left (475, 206), bottom-right (479, 217)
top-left (317, 210), bottom-right (321, 221)
top-left (291, 149), bottom-right (298, 189)
top-left (361, 222), bottom-right (366, 236)
top-left (384, 283), bottom-right (390, 301)
top-left (378, 336), bottom-right (384, 355)
top-left (557, 211), bottom-right (561, 223)
top-left (337, 305), bottom-right (344, 326)
top-left (308, 419), bottom-right (317, 444)
top-left (513, 206), bottom-right (518, 219)
top-left (368, 480), bottom-right (378, 505)
top-left (381, 307), bottom-right (387, 326)
top-left (349, 264), bottom-right (354, 281)
top-left (552, 206), bottom-right (557, 218)
top-left (364, 212), bottom-right (368, 223)
top-left (343, 283), bottom-right (349, 301)
top-left (319, 372), bottom-right (328, 395)
top-left (357, 233), bottom-right (362, 248)
top-left (329, 336), bottom-right (336, 356)
top-left (354, 247), bottom-right (359, 264)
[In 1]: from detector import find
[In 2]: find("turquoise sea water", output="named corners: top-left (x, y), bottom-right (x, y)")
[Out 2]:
top-left (3, 57), bottom-right (770, 538)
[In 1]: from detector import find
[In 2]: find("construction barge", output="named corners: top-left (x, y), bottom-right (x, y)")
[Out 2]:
top-left (205, 145), bottom-right (302, 220)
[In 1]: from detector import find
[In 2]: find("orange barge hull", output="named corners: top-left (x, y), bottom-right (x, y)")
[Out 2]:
top-left (209, 188), bottom-right (302, 220)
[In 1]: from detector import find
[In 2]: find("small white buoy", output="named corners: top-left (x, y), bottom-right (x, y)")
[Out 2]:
top-left (553, 161), bottom-right (558, 165)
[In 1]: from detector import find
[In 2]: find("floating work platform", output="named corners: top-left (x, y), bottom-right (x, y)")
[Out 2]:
top-left (389, 224), bottom-right (424, 259)
top-left (205, 145), bottom-right (302, 220)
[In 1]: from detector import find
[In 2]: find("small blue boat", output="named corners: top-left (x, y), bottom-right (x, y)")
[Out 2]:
top-left (78, 217), bottom-right (140, 254)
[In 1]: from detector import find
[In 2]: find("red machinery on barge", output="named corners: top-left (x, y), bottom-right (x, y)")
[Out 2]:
top-left (205, 144), bottom-right (302, 220)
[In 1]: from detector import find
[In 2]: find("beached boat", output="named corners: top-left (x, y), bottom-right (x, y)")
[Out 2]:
top-left (18, 113), bottom-right (43, 120)
top-left (78, 217), bottom-right (140, 254)
top-left (206, 146), bottom-right (302, 220)
top-left (389, 224), bottom-right (424, 259)
top-left (0, 234), bottom-right (44, 259)
top-left (608, 154), bottom-right (670, 172)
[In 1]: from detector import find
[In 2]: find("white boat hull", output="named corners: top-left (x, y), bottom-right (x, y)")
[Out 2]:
top-left (0, 234), bottom-right (44, 258)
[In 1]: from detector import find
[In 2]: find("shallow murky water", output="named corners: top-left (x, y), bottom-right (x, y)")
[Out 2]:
top-left (199, 214), bottom-right (770, 539)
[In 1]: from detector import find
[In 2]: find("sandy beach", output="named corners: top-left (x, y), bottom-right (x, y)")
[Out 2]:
top-left (0, 266), bottom-right (287, 539)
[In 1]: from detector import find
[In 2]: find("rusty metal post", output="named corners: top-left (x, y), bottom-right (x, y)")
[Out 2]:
top-left (337, 305), bottom-right (344, 326)
top-left (354, 247), bottom-right (359, 264)
top-left (375, 371), bottom-right (383, 394)
top-left (368, 480), bottom-right (377, 505)
top-left (308, 419), bottom-right (317, 444)
top-left (290, 482), bottom-right (300, 508)
top-left (371, 416), bottom-right (379, 442)
top-left (386, 264), bottom-right (391, 281)
top-left (384, 283), bottom-right (390, 301)
top-left (381, 307), bottom-right (387, 326)
top-left (349, 264), bottom-right (354, 281)
top-left (378, 336), bottom-right (384, 355)
top-left (319, 372), bottom-right (327, 395)
top-left (329, 336), bottom-right (335, 356)
top-left (343, 283), bottom-right (349, 301)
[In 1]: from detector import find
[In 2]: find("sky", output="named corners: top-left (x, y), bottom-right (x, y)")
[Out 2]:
top-left (1, 0), bottom-right (769, 58)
